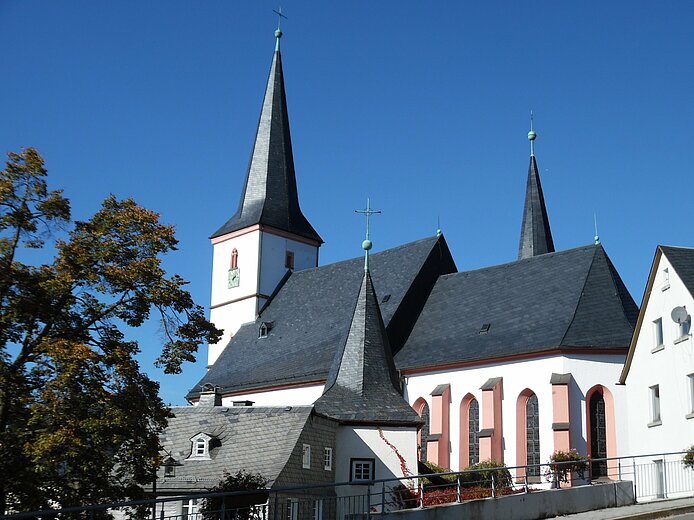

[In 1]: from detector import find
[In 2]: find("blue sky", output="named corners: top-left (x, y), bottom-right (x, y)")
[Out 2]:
top-left (2, 2), bottom-right (693, 405)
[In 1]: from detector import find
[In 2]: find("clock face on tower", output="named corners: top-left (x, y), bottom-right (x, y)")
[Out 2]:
top-left (228, 267), bottom-right (240, 288)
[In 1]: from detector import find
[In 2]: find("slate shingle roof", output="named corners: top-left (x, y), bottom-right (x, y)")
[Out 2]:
top-left (156, 406), bottom-right (312, 490)
top-left (313, 270), bottom-right (422, 426)
top-left (661, 246), bottom-right (694, 297)
top-left (518, 155), bottom-right (555, 259)
top-left (395, 244), bottom-right (638, 371)
top-left (189, 235), bottom-right (456, 398)
top-left (211, 46), bottom-right (321, 243)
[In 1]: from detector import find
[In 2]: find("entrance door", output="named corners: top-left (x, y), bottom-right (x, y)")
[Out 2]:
top-left (590, 391), bottom-right (608, 477)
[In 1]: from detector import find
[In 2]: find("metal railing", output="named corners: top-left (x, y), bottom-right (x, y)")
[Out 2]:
top-left (3, 451), bottom-right (693, 520)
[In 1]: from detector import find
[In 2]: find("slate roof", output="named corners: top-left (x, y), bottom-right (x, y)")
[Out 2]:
top-left (396, 244), bottom-right (638, 371)
top-left (314, 270), bottom-right (422, 426)
top-left (189, 235), bottom-right (456, 398)
top-left (211, 43), bottom-right (322, 243)
top-left (156, 405), bottom-right (312, 490)
top-left (661, 246), bottom-right (694, 297)
top-left (518, 155), bottom-right (555, 259)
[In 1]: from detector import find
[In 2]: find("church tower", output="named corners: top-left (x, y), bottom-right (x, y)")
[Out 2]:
top-left (518, 120), bottom-right (555, 260)
top-left (208, 29), bottom-right (322, 366)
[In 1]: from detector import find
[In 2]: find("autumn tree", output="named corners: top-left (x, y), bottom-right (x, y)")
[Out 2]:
top-left (0, 148), bottom-right (222, 513)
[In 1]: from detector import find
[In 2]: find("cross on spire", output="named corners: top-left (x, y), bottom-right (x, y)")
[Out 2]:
top-left (272, 8), bottom-right (287, 50)
top-left (528, 110), bottom-right (537, 156)
top-left (355, 197), bottom-right (381, 271)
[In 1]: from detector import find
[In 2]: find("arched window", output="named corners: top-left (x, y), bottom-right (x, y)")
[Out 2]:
top-left (516, 389), bottom-right (540, 480)
top-left (230, 248), bottom-right (238, 269)
top-left (413, 398), bottom-right (430, 462)
top-left (459, 394), bottom-right (479, 469)
top-left (586, 385), bottom-right (617, 479)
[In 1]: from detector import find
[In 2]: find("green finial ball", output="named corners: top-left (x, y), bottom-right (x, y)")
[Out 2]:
top-left (362, 239), bottom-right (372, 251)
top-left (275, 28), bottom-right (283, 39)
top-left (528, 130), bottom-right (537, 141)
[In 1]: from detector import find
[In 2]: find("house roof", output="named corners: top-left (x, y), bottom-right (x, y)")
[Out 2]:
top-left (189, 235), bottom-right (456, 398)
top-left (156, 405), bottom-right (313, 490)
top-left (396, 243), bottom-right (638, 372)
top-left (518, 154), bottom-right (555, 259)
top-left (661, 246), bottom-right (694, 297)
top-left (619, 244), bottom-right (694, 384)
top-left (313, 270), bottom-right (422, 426)
top-left (211, 41), bottom-right (321, 243)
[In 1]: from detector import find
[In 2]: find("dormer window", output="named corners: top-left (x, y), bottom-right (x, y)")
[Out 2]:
top-left (258, 321), bottom-right (274, 339)
top-left (163, 456), bottom-right (178, 477)
top-left (188, 433), bottom-right (213, 459)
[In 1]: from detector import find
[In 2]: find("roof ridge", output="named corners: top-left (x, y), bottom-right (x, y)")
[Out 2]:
top-left (449, 243), bottom-right (598, 278)
top-left (598, 245), bottom-right (639, 328)
top-left (291, 235), bottom-right (440, 276)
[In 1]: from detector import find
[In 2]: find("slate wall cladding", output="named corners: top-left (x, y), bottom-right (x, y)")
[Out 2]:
top-left (274, 414), bottom-right (338, 490)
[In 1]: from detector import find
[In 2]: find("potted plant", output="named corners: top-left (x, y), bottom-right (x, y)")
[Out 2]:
top-left (545, 449), bottom-right (588, 487)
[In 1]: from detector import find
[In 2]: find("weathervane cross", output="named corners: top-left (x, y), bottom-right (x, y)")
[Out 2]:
top-left (355, 198), bottom-right (381, 272)
top-left (355, 197), bottom-right (381, 242)
top-left (273, 7), bottom-right (288, 30)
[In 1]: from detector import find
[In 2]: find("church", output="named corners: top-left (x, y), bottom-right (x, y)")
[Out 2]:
top-left (166, 26), bottom-right (639, 493)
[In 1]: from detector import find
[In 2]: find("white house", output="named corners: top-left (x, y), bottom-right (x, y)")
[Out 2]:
top-left (619, 246), bottom-right (694, 464)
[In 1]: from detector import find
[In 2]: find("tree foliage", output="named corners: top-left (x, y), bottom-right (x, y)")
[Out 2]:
top-left (0, 148), bottom-right (222, 512)
top-left (200, 470), bottom-right (269, 520)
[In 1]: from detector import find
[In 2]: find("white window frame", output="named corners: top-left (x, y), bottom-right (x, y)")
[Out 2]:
top-left (661, 268), bottom-right (670, 291)
top-left (652, 318), bottom-right (664, 352)
top-left (286, 499), bottom-right (298, 520)
top-left (302, 444), bottom-right (311, 469)
top-left (188, 433), bottom-right (212, 459)
top-left (323, 447), bottom-right (333, 471)
top-left (182, 498), bottom-right (199, 520)
top-left (688, 374), bottom-right (694, 418)
top-left (312, 499), bottom-right (323, 520)
top-left (649, 385), bottom-right (661, 425)
top-left (350, 458), bottom-right (375, 482)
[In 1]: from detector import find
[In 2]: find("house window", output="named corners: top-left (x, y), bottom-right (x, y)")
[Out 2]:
top-left (350, 458), bottom-right (375, 482)
top-left (324, 447), bottom-right (333, 470)
top-left (231, 248), bottom-right (238, 269)
top-left (164, 462), bottom-right (176, 478)
top-left (662, 268), bottom-right (670, 290)
top-left (286, 499), bottom-right (298, 520)
top-left (653, 318), bottom-right (664, 349)
top-left (679, 317), bottom-right (692, 339)
top-left (302, 444), bottom-right (311, 469)
top-left (649, 385), bottom-right (661, 424)
top-left (285, 251), bottom-right (295, 270)
top-left (189, 433), bottom-right (212, 459)
top-left (182, 499), bottom-right (199, 520)
top-left (312, 499), bottom-right (323, 520)
top-left (688, 374), bottom-right (694, 416)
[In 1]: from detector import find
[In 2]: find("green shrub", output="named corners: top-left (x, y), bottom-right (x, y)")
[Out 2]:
top-left (460, 460), bottom-right (512, 489)
top-left (683, 446), bottom-right (694, 469)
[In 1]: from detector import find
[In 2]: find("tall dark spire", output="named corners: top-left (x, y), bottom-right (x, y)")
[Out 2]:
top-left (314, 269), bottom-right (421, 426)
top-left (211, 32), bottom-right (322, 243)
top-left (518, 125), bottom-right (554, 259)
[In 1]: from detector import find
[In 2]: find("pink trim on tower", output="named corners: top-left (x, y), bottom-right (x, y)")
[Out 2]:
top-left (479, 379), bottom-right (503, 463)
top-left (585, 385), bottom-right (618, 479)
top-left (515, 389), bottom-right (536, 481)
top-left (210, 224), bottom-right (321, 247)
top-left (429, 385), bottom-right (451, 468)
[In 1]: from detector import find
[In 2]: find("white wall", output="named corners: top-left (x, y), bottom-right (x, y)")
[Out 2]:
top-left (208, 229), bottom-right (318, 366)
top-left (406, 353), bottom-right (626, 471)
top-left (209, 231), bottom-right (261, 364)
top-left (334, 426), bottom-right (418, 501)
top-left (220, 384), bottom-right (324, 407)
top-left (625, 253), bottom-right (694, 457)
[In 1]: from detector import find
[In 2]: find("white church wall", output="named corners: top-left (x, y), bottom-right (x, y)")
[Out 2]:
top-left (562, 353), bottom-right (628, 458)
top-left (334, 426), bottom-right (418, 501)
top-left (405, 353), bottom-right (627, 473)
top-left (259, 231), bottom-right (318, 297)
top-left (208, 297), bottom-right (258, 366)
top-left (624, 253), bottom-right (694, 459)
top-left (220, 384), bottom-right (324, 407)
top-left (405, 356), bottom-right (563, 472)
